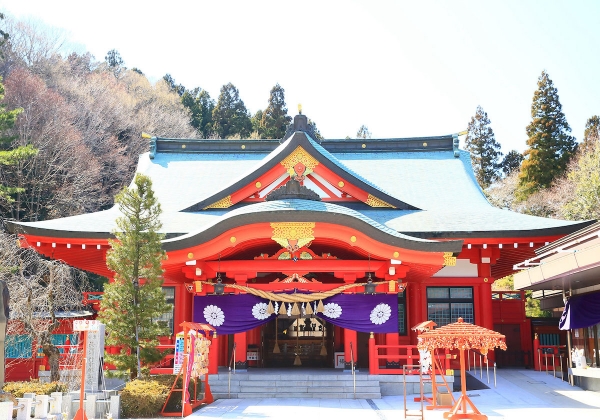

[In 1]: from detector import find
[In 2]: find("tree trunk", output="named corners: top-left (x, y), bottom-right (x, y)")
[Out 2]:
top-left (43, 344), bottom-right (61, 382)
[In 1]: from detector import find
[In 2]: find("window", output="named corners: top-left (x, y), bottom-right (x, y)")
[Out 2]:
top-left (427, 287), bottom-right (474, 327)
top-left (156, 287), bottom-right (175, 334)
top-left (398, 290), bottom-right (407, 335)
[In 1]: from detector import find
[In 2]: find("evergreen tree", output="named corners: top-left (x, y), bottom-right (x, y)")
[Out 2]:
top-left (500, 150), bottom-right (524, 177)
top-left (518, 71), bottom-right (577, 199)
top-left (356, 125), bottom-right (371, 139)
top-left (105, 49), bottom-right (124, 68)
top-left (581, 115), bottom-right (600, 153)
top-left (0, 76), bottom-right (37, 203)
top-left (464, 106), bottom-right (502, 189)
top-left (181, 88), bottom-right (215, 138)
top-left (260, 83), bottom-right (291, 139)
top-left (251, 109), bottom-right (264, 138)
top-left (212, 83), bottom-right (252, 139)
top-left (98, 173), bottom-right (170, 379)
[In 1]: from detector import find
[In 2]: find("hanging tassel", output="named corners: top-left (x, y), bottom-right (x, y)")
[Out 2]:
top-left (305, 301), bottom-right (313, 315)
top-left (294, 354), bottom-right (302, 366)
top-left (317, 300), bottom-right (324, 313)
top-left (320, 321), bottom-right (327, 355)
top-left (267, 301), bottom-right (274, 315)
top-left (291, 302), bottom-right (300, 316)
top-left (279, 302), bottom-right (287, 315)
top-left (273, 316), bottom-right (280, 353)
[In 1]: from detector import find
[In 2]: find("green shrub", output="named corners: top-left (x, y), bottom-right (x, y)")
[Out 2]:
top-left (120, 379), bottom-right (169, 418)
top-left (2, 380), bottom-right (67, 398)
top-left (151, 375), bottom-right (203, 413)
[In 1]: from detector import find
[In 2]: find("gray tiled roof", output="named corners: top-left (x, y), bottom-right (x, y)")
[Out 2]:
top-left (11, 136), bottom-right (588, 241)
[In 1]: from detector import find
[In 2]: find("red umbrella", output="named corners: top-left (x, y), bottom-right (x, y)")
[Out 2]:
top-left (417, 318), bottom-right (506, 419)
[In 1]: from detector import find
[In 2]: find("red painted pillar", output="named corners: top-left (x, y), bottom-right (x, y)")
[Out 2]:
top-left (369, 333), bottom-right (377, 374)
top-left (533, 333), bottom-right (540, 371)
top-left (480, 280), bottom-right (493, 331)
top-left (386, 332), bottom-right (400, 362)
top-left (408, 282), bottom-right (423, 344)
top-left (344, 328), bottom-right (357, 368)
top-left (234, 331), bottom-right (247, 368)
top-left (208, 332), bottom-right (219, 374)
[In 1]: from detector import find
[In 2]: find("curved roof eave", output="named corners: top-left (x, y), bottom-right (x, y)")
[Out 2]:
top-left (164, 199), bottom-right (462, 253)
top-left (183, 131), bottom-right (419, 211)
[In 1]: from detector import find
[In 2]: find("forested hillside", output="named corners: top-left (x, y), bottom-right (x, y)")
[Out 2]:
top-left (0, 14), bottom-right (598, 228)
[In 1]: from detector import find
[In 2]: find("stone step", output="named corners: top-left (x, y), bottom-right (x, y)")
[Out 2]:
top-left (212, 392), bottom-right (382, 399)
top-left (208, 373), bottom-right (382, 399)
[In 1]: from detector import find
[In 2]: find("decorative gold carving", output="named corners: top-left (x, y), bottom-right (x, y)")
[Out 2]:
top-left (362, 144), bottom-right (366, 149)
top-left (393, 251), bottom-right (400, 258)
top-left (444, 252), bottom-right (457, 266)
top-left (366, 194), bottom-right (395, 208)
top-left (272, 273), bottom-right (320, 284)
top-left (187, 252), bottom-right (194, 259)
top-left (271, 222), bottom-right (315, 242)
top-left (230, 236), bottom-right (237, 243)
top-left (388, 280), bottom-right (396, 292)
top-left (278, 252), bottom-right (291, 260)
top-left (241, 145), bottom-right (246, 149)
top-left (182, 144), bottom-right (186, 149)
top-left (300, 251), bottom-right (312, 260)
top-left (350, 236), bottom-right (357, 243)
top-left (204, 195), bottom-right (233, 209)
top-left (255, 181), bottom-right (262, 188)
top-left (423, 142), bottom-right (428, 147)
top-left (280, 146), bottom-right (319, 176)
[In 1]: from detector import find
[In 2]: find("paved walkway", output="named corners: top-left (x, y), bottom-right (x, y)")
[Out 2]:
top-left (188, 369), bottom-right (600, 419)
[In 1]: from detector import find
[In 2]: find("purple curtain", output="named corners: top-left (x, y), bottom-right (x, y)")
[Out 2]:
top-left (559, 291), bottom-right (600, 330)
top-left (193, 293), bottom-right (398, 335)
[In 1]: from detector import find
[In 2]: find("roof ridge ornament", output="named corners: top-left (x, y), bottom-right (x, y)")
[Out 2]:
top-left (282, 113), bottom-right (321, 143)
top-left (265, 178), bottom-right (321, 202)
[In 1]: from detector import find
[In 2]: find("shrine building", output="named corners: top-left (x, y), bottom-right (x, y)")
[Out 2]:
top-left (9, 113), bottom-right (593, 373)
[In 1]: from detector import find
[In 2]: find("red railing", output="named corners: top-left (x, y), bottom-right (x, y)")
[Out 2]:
top-left (368, 338), bottom-right (452, 375)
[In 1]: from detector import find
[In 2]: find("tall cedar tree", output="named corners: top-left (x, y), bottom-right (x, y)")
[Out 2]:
top-left (500, 150), bottom-right (524, 176)
top-left (518, 71), bottom-right (577, 199)
top-left (0, 76), bottom-right (37, 202)
top-left (581, 115), bottom-right (600, 153)
top-left (260, 84), bottom-right (292, 139)
top-left (98, 174), bottom-right (171, 379)
top-left (464, 106), bottom-right (502, 189)
top-left (212, 83), bottom-right (252, 139)
top-left (163, 74), bottom-right (215, 138)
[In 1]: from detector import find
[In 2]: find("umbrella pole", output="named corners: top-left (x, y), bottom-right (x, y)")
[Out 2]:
top-left (460, 349), bottom-right (467, 413)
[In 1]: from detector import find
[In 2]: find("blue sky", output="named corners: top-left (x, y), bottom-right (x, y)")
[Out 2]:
top-left (1, 0), bottom-right (599, 153)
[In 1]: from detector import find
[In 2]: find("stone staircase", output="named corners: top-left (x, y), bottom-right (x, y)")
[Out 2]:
top-left (209, 370), bottom-right (382, 399)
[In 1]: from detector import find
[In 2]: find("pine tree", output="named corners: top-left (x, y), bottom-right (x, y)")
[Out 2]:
top-left (464, 106), bottom-right (502, 189)
top-left (98, 173), bottom-right (171, 379)
top-left (581, 115), bottom-right (600, 153)
top-left (501, 150), bottom-right (524, 176)
top-left (0, 76), bottom-right (37, 203)
top-left (356, 125), bottom-right (371, 139)
top-left (212, 83), bottom-right (252, 139)
top-left (260, 84), bottom-right (291, 139)
top-left (518, 71), bottom-right (577, 199)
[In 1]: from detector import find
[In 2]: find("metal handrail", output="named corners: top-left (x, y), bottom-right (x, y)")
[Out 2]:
top-left (467, 348), bottom-right (490, 384)
top-left (228, 343), bottom-right (237, 398)
top-left (350, 342), bottom-right (356, 399)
